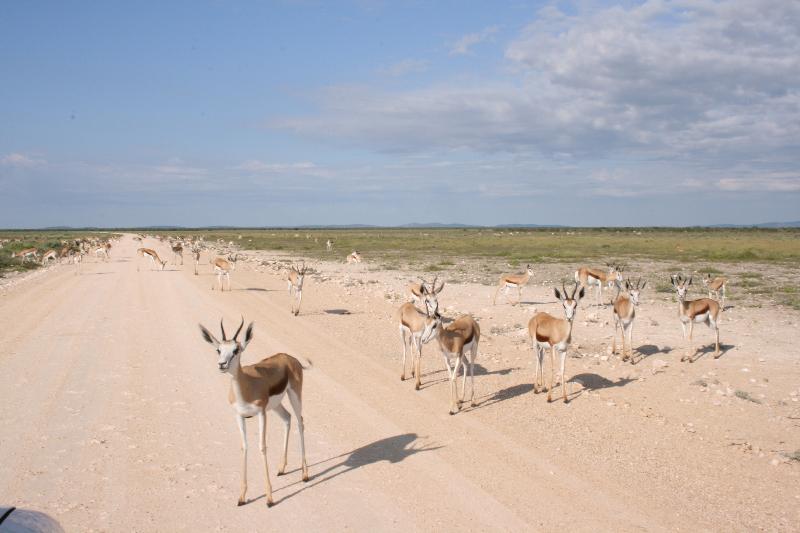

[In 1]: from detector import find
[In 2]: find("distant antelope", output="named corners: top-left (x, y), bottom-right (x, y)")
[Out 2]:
top-left (672, 275), bottom-right (721, 362)
top-left (612, 278), bottom-right (646, 364)
top-left (73, 251), bottom-right (84, 275)
top-left (287, 262), bottom-right (308, 316)
top-left (397, 302), bottom-right (440, 390)
top-left (227, 253), bottom-right (240, 271)
top-left (326, 239), bottom-right (333, 252)
top-left (198, 318), bottom-right (310, 507)
top-left (192, 247), bottom-right (201, 275)
top-left (433, 313), bottom-right (480, 415)
top-left (528, 282), bottom-right (585, 403)
top-left (94, 246), bottom-right (109, 262)
top-left (40, 249), bottom-right (57, 265)
top-left (171, 243), bottom-right (184, 265)
top-left (493, 264), bottom-right (534, 305)
top-left (702, 274), bottom-right (727, 311)
top-left (346, 250), bottom-right (362, 264)
top-left (137, 248), bottom-right (167, 271)
top-left (211, 257), bottom-right (233, 291)
top-left (11, 248), bottom-right (38, 263)
top-left (574, 263), bottom-right (623, 306)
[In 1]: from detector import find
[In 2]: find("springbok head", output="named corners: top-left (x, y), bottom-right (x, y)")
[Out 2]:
top-left (420, 275), bottom-right (445, 315)
top-left (292, 262), bottom-right (308, 289)
top-left (199, 317), bottom-right (254, 374)
top-left (671, 274), bottom-right (692, 300)
top-left (554, 282), bottom-right (585, 321)
top-left (625, 278), bottom-right (647, 306)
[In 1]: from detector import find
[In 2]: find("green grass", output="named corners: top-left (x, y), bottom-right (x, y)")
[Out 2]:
top-left (152, 227), bottom-right (800, 265)
top-left (697, 266), bottom-right (724, 274)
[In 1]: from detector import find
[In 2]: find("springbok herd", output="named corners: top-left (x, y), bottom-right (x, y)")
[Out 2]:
top-left (7, 233), bottom-right (733, 508)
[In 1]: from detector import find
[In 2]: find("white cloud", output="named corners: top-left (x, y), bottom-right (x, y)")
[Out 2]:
top-left (449, 25), bottom-right (499, 55)
top-left (235, 160), bottom-right (331, 177)
top-left (379, 58), bottom-right (429, 77)
top-left (1, 153), bottom-right (45, 167)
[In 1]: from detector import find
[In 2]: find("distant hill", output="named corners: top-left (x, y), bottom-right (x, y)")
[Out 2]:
top-left (709, 221), bottom-right (800, 228)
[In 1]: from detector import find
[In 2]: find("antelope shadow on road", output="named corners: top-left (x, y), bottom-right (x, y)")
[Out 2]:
top-left (262, 433), bottom-right (442, 505)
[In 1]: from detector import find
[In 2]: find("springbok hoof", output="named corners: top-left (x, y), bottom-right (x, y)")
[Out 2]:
top-left (266, 498), bottom-right (274, 508)
top-left (237, 500), bottom-right (245, 507)
top-left (302, 473), bottom-right (309, 482)
top-left (415, 384), bottom-right (420, 391)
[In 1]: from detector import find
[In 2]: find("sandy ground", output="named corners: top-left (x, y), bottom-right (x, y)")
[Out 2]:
top-left (1, 235), bottom-right (798, 532)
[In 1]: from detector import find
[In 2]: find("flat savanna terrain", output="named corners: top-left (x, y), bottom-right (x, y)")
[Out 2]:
top-left (1, 228), bottom-right (799, 531)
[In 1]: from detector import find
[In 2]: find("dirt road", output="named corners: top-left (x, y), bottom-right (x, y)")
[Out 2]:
top-left (1, 235), bottom-right (798, 532)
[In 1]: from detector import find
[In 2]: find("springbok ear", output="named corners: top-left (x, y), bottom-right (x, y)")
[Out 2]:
top-left (243, 322), bottom-right (254, 347)
top-left (577, 287), bottom-right (585, 300)
top-left (554, 287), bottom-right (563, 300)
top-left (199, 324), bottom-right (220, 347)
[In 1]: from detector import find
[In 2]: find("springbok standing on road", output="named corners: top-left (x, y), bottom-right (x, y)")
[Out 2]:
top-left (397, 302), bottom-right (440, 390)
top-left (346, 250), bottom-right (362, 264)
top-left (432, 313), bottom-right (480, 415)
top-left (702, 274), bottom-right (727, 311)
top-left (287, 262), bottom-right (308, 316)
top-left (672, 275), bottom-right (721, 362)
top-left (211, 257), bottom-right (232, 291)
top-left (612, 278), bottom-right (645, 364)
top-left (137, 248), bottom-right (167, 271)
top-left (528, 282), bottom-right (585, 403)
top-left (171, 243), bottom-right (184, 265)
top-left (198, 318), bottom-right (310, 507)
top-left (192, 247), bottom-right (201, 275)
top-left (94, 246), bottom-right (109, 262)
top-left (408, 276), bottom-right (445, 314)
top-left (493, 264), bottom-right (534, 305)
top-left (574, 263), bottom-right (623, 306)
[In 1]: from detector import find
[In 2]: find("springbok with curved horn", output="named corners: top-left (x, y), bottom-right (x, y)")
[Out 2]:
top-left (702, 274), bottom-right (727, 311)
top-left (574, 263), bottom-right (622, 306)
top-left (493, 264), bottom-right (534, 305)
top-left (171, 242), bottom-right (184, 265)
top-left (612, 278), bottom-right (646, 364)
top-left (199, 317), bottom-right (310, 507)
top-left (346, 250), bottom-right (362, 264)
top-left (433, 312), bottom-right (480, 415)
top-left (397, 301), bottom-right (440, 390)
top-left (211, 257), bottom-right (232, 291)
top-left (287, 262), bottom-right (308, 316)
top-left (528, 282), bottom-right (585, 403)
top-left (672, 275), bottom-right (721, 362)
top-left (408, 276), bottom-right (445, 315)
top-left (137, 248), bottom-right (167, 271)
top-left (192, 247), bottom-right (201, 275)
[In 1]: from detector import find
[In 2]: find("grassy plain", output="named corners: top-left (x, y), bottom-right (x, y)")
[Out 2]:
top-left (0, 230), bottom-right (117, 275)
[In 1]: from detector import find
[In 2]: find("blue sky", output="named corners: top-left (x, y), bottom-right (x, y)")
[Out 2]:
top-left (1, 0), bottom-right (798, 227)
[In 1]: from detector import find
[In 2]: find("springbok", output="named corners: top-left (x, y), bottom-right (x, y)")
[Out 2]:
top-left (94, 246), bottom-right (109, 262)
top-left (192, 247), bottom-right (201, 275)
top-left (326, 239), bottom-right (333, 252)
top-left (612, 278), bottom-right (645, 364)
top-left (528, 282), bottom-right (585, 403)
top-left (73, 251), bottom-right (84, 275)
top-left (408, 276), bottom-right (445, 314)
top-left (346, 250), bottom-right (362, 264)
top-left (11, 248), bottom-right (38, 263)
top-left (702, 274), bottom-right (727, 311)
top-left (137, 248), bottom-right (167, 271)
top-left (433, 313), bottom-right (480, 415)
top-left (493, 264), bottom-right (534, 305)
top-left (574, 263), bottom-right (623, 306)
top-left (672, 275), bottom-right (721, 362)
top-left (199, 318), bottom-right (309, 507)
top-left (287, 262), bottom-right (308, 316)
top-left (171, 243), bottom-right (184, 265)
top-left (227, 253), bottom-right (240, 271)
top-left (211, 257), bottom-right (232, 291)
top-left (40, 249), bottom-right (57, 265)
top-left (397, 302), bottom-right (439, 390)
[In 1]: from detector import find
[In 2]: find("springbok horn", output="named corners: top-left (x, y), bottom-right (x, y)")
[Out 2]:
top-left (571, 281), bottom-right (579, 299)
top-left (562, 282), bottom-right (567, 299)
top-left (233, 316), bottom-right (245, 341)
top-left (220, 318), bottom-right (227, 341)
